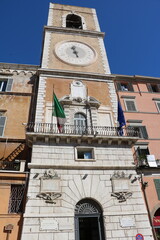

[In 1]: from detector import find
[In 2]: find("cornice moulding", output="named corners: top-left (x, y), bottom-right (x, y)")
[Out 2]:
top-left (38, 68), bottom-right (114, 81)
top-left (0, 63), bottom-right (39, 72)
top-left (28, 163), bottom-right (136, 171)
top-left (44, 26), bottom-right (105, 38)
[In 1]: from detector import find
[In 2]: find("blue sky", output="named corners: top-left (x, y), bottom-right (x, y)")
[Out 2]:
top-left (0, 0), bottom-right (160, 77)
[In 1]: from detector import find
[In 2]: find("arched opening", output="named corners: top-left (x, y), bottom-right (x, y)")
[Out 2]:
top-left (75, 199), bottom-right (105, 240)
top-left (66, 14), bottom-right (83, 29)
top-left (74, 113), bottom-right (87, 134)
top-left (153, 208), bottom-right (160, 240)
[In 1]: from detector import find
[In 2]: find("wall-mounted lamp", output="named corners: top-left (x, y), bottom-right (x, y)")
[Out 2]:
top-left (82, 174), bottom-right (88, 180)
top-left (131, 177), bottom-right (137, 183)
top-left (142, 181), bottom-right (148, 189)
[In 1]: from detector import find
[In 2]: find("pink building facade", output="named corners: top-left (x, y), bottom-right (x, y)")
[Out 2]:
top-left (116, 75), bottom-right (160, 240)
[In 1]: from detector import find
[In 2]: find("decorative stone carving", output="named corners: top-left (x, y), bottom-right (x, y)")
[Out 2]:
top-left (42, 169), bottom-right (58, 179)
top-left (70, 80), bottom-right (87, 101)
top-left (37, 192), bottom-right (61, 204)
top-left (111, 192), bottom-right (132, 203)
top-left (75, 202), bottom-right (99, 214)
top-left (36, 169), bottom-right (61, 204)
top-left (111, 171), bottom-right (132, 202)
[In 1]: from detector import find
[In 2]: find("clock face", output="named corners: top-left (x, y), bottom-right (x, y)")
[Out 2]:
top-left (54, 41), bottom-right (97, 66)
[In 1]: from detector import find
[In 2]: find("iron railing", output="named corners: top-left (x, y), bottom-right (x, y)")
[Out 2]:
top-left (0, 160), bottom-right (20, 171)
top-left (26, 123), bottom-right (140, 138)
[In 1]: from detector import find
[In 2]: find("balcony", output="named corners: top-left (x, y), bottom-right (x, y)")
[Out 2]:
top-left (26, 123), bottom-right (139, 146)
top-left (0, 160), bottom-right (26, 172)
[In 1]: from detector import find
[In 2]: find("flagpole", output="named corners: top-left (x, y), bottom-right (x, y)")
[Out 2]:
top-left (51, 85), bottom-right (54, 126)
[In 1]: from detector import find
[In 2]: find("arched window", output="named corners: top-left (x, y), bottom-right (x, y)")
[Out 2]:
top-left (74, 113), bottom-right (86, 134)
top-left (75, 199), bottom-right (105, 240)
top-left (66, 14), bottom-right (83, 29)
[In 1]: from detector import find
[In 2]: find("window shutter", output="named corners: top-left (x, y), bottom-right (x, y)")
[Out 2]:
top-left (128, 83), bottom-right (134, 92)
top-left (126, 100), bottom-right (136, 111)
top-left (147, 83), bottom-right (152, 92)
top-left (6, 79), bottom-right (13, 92)
top-left (157, 84), bottom-right (160, 92)
top-left (154, 179), bottom-right (160, 200)
top-left (139, 126), bottom-right (148, 139)
top-left (116, 82), bottom-right (122, 91)
top-left (0, 116), bottom-right (6, 136)
top-left (157, 102), bottom-right (160, 112)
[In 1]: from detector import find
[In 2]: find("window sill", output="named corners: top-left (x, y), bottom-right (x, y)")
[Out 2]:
top-left (75, 158), bottom-right (96, 162)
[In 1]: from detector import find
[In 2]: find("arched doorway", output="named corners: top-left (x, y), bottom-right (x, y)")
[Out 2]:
top-left (75, 199), bottom-right (105, 240)
top-left (153, 208), bottom-right (160, 240)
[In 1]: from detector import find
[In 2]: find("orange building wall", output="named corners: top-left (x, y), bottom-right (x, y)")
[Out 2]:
top-left (0, 173), bottom-right (27, 240)
top-left (45, 78), bottom-right (111, 107)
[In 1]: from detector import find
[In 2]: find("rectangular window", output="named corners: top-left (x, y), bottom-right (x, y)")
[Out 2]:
top-left (0, 79), bottom-right (13, 92)
top-left (117, 82), bottom-right (134, 92)
top-left (154, 179), bottom-right (160, 200)
top-left (75, 147), bottom-right (95, 161)
top-left (8, 184), bottom-right (25, 213)
top-left (147, 83), bottom-right (160, 93)
top-left (125, 100), bottom-right (137, 111)
top-left (0, 112), bottom-right (6, 137)
top-left (135, 146), bottom-right (150, 166)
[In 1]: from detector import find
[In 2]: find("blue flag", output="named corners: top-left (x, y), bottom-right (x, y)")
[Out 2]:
top-left (118, 101), bottom-right (126, 128)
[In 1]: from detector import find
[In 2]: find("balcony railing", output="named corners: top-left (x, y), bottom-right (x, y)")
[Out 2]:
top-left (0, 160), bottom-right (26, 172)
top-left (26, 123), bottom-right (140, 138)
top-left (0, 160), bottom-right (20, 171)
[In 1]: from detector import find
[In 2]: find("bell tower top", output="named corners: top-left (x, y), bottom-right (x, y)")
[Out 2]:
top-left (47, 3), bottom-right (101, 32)
top-left (41, 2), bottom-right (110, 74)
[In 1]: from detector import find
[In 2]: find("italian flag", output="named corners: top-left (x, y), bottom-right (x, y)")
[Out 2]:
top-left (52, 93), bottom-right (66, 132)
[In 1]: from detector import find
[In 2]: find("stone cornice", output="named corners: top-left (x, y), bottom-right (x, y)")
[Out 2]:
top-left (28, 163), bottom-right (136, 171)
top-left (0, 62), bottom-right (39, 71)
top-left (113, 74), bottom-right (160, 83)
top-left (38, 68), bottom-right (114, 82)
top-left (0, 92), bottom-right (33, 97)
top-left (26, 132), bottom-right (138, 148)
top-left (44, 26), bottom-right (105, 38)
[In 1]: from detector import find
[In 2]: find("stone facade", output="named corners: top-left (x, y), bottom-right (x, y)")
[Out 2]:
top-left (21, 3), bottom-right (154, 240)
top-left (21, 144), bottom-right (153, 240)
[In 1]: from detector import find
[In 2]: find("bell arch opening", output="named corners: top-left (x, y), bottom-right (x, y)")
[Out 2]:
top-left (66, 14), bottom-right (83, 29)
top-left (75, 199), bottom-right (105, 240)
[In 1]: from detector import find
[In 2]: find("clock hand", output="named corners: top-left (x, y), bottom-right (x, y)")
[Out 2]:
top-left (71, 46), bottom-right (79, 58)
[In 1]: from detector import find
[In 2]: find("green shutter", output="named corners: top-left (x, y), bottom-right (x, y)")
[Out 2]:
top-left (0, 116), bottom-right (6, 136)
top-left (128, 83), bottom-right (134, 92)
top-left (6, 79), bottom-right (13, 92)
top-left (157, 102), bottom-right (160, 112)
top-left (126, 100), bottom-right (136, 111)
top-left (147, 83), bottom-right (152, 92)
top-left (139, 126), bottom-right (148, 139)
top-left (116, 82), bottom-right (122, 91)
top-left (154, 179), bottom-right (160, 200)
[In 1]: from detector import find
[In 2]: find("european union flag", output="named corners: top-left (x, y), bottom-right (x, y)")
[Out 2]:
top-left (118, 101), bottom-right (126, 135)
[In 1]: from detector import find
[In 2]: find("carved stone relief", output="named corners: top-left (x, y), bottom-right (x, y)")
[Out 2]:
top-left (110, 171), bottom-right (132, 203)
top-left (36, 169), bottom-right (61, 204)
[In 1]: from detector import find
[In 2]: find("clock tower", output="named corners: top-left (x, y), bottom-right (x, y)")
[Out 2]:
top-left (21, 3), bottom-right (154, 240)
